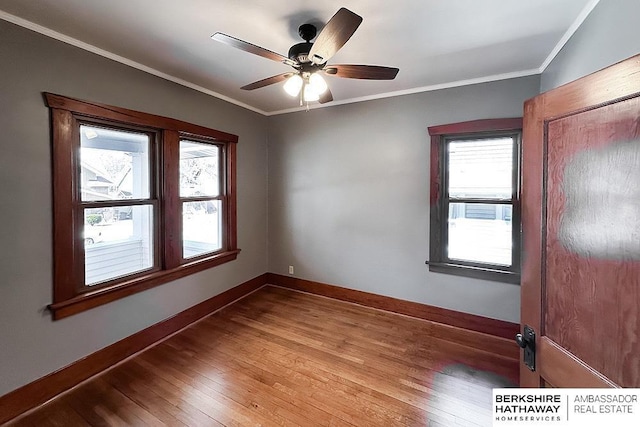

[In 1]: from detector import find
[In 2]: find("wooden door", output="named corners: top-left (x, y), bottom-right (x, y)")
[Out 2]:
top-left (521, 54), bottom-right (640, 388)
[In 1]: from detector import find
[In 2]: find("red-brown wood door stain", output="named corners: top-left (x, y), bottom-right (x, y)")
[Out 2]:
top-left (521, 54), bottom-right (640, 388)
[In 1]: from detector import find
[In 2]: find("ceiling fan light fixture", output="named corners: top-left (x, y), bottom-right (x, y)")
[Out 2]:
top-left (309, 73), bottom-right (328, 95)
top-left (303, 83), bottom-right (321, 102)
top-left (283, 74), bottom-right (303, 97)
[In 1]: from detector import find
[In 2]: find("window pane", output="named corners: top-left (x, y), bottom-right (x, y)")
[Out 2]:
top-left (448, 138), bottom-right (513, 199)
top-left (448, 203), bottom-right (512, 266)
top-left (80, 125), bottom-right (150, 201)
top-left (84, 205), bottom-right (154, 285)
top-left (180, 140), bottom-right (220, 197)
top-left (183, 200), bottom-right (222, 258)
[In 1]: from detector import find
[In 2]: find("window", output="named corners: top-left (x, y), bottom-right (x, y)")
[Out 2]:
top-left (80, 124), bottom-right (157, 286)
top-left (47, 93), bottom-right (239, 319)
top-left (428, 119), bottom-right (522, 284)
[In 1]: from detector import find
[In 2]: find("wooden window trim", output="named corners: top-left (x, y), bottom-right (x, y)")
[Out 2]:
top-left (427, 118), bottom-right (522, 284)
top-left (46, 93), bottom-right (240, 319)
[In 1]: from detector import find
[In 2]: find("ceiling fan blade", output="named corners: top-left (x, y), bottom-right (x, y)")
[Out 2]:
top-left (319, 87), bottom-right (333, 104)
top-left (241, 73), bottom-right (293, 90)
top-left (212, 33), bottom-right (297, 67)
top-left (324, 64), bottom-right (399, 80)
top-left (308, 8), bottom-right (363, 65)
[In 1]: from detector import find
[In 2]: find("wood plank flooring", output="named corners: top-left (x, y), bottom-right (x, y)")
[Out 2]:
top-left (7, 286), bottom-right (517, 427)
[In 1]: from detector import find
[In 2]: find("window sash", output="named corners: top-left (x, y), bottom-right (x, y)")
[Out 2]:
top-left (179, 139), bottom-right (223, 198)
top-left (79, 123), bottom-right (154, 202)
top-left (446, 136), bottom-right (515, 201)
top-left (442, 201), bottom-right (516, 270)
top-left (82, 203), bottom-right (158, 287)
top-left (181, 199), bottom-right (224, 260)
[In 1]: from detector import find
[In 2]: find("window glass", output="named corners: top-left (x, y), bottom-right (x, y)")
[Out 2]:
top-left (179, 140), bottom-right (220, 197)
top-left (84, 205), bottom-right (154, 285)
top-left (447, 203), bottom-right (512, 266)
top-left (448, 138), bottom-right (513, 200)
top-left (80, 125), bottom-right (150, 201)
top-left (182, 200), bottom-right (222, 258)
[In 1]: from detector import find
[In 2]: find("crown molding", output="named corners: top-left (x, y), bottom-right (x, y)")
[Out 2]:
top-left (0, 9), bottom-right (268, 116)
top-left (1, 2), bottom-right (601, 116)
top-left (538, 0), bottom-right (601, 72)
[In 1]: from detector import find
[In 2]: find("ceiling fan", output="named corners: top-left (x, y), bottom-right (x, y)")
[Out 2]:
top-left (212, 7), bottom-right (399, 105)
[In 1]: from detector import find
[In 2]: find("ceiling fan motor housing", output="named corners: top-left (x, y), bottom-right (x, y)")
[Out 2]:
top-left (288, 42), bottom-right (313, 64)
top-left (288, 23), bottom-right (318, 64)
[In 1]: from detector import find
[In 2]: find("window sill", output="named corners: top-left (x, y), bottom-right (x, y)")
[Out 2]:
top-left (427, 261), bottom-right (520, 285)
top-left (49, 249), bottom-right (240, 320)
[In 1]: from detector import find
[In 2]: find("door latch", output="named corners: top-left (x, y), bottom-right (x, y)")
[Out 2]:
top-left (515, 325), bottom-right (536, 371)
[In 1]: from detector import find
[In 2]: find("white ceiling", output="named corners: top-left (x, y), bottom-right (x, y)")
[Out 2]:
top-left (0, 0), bottom-right (599, 115)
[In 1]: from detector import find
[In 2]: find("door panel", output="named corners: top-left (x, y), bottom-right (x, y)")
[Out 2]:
top-left (538, 337), bottom-right (617, 388)
top-left (545, 98), bottom-right (640, 387)
top-left (521, 54), bottom-right (640, 388)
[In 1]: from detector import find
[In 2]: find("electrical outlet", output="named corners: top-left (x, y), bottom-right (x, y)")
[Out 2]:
top-left (288, 265), bottom-right (294, 275)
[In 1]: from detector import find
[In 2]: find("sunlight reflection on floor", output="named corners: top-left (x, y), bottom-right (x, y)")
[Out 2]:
top-left (428, 363), bottom-right (516, 427)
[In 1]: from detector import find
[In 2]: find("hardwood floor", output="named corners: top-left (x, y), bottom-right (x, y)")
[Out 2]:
top-left (7, 286), bottom-right (517, 426)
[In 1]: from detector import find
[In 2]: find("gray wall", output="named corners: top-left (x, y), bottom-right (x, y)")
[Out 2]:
top-left (541, 0), bottom-right (640, 92)
top-left (268, 75), bottom-right (540, 324)
top-left (0, 20), bottom-right (268, 396)
top-left (10, 0), bottom-right (613, 396)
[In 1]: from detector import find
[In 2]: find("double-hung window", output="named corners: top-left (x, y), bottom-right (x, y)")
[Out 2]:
top-left (47, 94), bottom-right (239, 319)
top-left (428, 119), bottom-right (522, 284)
top-left (180, 138), bottom-right (225, 259)
top-left (80, 124), bottom-right (159, 285)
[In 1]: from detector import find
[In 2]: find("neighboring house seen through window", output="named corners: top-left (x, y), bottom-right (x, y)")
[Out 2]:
top-left (47, 93), bottom-right (239, 319)
top-left (428, 119), bottom-right (522, 284)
